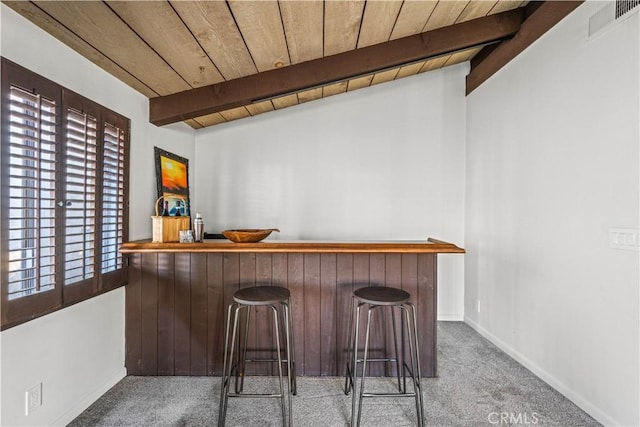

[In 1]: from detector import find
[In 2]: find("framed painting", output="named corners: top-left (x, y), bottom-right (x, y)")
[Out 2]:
top-left (154, 147), bottom-right (190, 216)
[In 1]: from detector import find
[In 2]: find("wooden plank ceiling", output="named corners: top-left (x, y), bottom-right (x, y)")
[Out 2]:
top-left (5, 0), bottom-right (528, 129)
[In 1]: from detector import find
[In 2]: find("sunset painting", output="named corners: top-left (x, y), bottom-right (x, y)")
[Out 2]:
top-left (155, 147), bottom-right (190, 216)
top-left (160, 155), bottom-right (188, 194)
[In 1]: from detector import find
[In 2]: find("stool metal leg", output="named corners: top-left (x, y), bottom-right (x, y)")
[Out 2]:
top-left (282, 300), bottom-right (297, 396)
top-left (390, 305), bottom-right (402, 392)
top-left (356, 306), bottom-right (375, 427)
top-left (268, 304), bottom-right (288, 427)
top-left (408, 302), bottom-right (425, 427)
top-left (218, 303), bottom-right (233, 427)
top-left (344, 295), bottom-right (356, 395)
top-left (236, 305), bottom-right (252, 394)
top-left (281, 302), bottom-right (293, 424)
top-left (350, 302), bottom-right (363, 426)
top-left (219, 304), bottom-right (242, 427)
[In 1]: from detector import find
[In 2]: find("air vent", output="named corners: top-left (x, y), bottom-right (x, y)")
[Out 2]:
top-left (589, 0), bottom-right (639, 38)
top-left (616, 0), bottom-right (640, 19)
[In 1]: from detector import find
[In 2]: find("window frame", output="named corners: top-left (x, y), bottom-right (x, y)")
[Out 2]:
top-left (1, 58), bottom-right (130, 329)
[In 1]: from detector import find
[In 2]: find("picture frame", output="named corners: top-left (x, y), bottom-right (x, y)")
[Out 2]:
top-left (154, 147), bottom-right (190, 217)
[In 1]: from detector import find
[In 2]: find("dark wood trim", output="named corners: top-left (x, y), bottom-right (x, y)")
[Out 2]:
top-left (149, 9), bottom-right (525, 126)
top-left (466, 1), bottom-right (584, 95)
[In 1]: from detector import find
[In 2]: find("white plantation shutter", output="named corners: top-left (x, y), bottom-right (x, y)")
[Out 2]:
top-left (6, 86), bottom-right (58, 299)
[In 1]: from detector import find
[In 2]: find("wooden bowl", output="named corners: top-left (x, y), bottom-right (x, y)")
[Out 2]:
top-left (222, 229), bottom-right (279, 243)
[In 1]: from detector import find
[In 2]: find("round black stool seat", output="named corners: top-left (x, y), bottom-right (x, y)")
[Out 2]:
top-left (353, 287), bottom-right (411, 305)
top-left (233, 286), bottom-right (290, 305)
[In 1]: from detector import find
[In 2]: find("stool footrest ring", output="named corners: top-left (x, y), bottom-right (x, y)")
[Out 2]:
top-left (228, 393), bottom-right (285, 398)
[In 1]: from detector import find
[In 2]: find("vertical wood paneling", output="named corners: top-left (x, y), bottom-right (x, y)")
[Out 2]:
top-left (335, 254), bottom-right (353, 376)
top-left (352, 254), bottom-right (370, 376)
top-left (272, 253), bottom-right (288, 287)
top-left (125, 250), bottom-right (439, 378)
top-left (222, 253), bottom-right (240, 375)
top-left (157, 252), bottom-right (175, 375)
top-left (174, 253), bottom-right (191, 375)
top-left (401, 254), bottom-right (419, 378)
top-left (140, 253), bottom-right (158, 375)
top-left (272, 253), bottom-right (289, 375)
top-left (384, 254), bottom-right (402, 376)
top-left (239, 253), bottom-right (257, 375)
top-left (368, 253), bottom-right (386, 376)
top-left (303, 254), bottom-right (321, 376)
top-left (287, 254), bottom-right (305, 375)
top-left (320, 253), bottom-right (337, 375)
top-left (223, 253), bottom-right (240, 315)
top-left (207, 254), bottom-right (224, 375)
top-left (256, 253), bottom-right (273, 375)
top-left (190, 253), bottom-right (208, 375)
top-left (417, 254), bottom-right (437, 377)
top-left (125, 254), bottom-right (142, 374)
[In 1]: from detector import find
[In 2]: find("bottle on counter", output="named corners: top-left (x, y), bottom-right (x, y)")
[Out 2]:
top-left (193, 213), bottom-right (204, 242)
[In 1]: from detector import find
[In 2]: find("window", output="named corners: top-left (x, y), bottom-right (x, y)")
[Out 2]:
top-left (1, 58), bottom-right (130, 328)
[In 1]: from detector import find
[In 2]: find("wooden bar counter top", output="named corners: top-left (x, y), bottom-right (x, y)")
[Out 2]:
top-left (120, 237), bottom-right (465, 254)
top-left (121, 237), bottom-right (464, 378)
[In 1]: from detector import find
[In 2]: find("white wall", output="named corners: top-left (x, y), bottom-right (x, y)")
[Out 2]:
top-left (194, 65), bottom-right (468, 320)
top-left (465, 3), bottom-right (639, 426)
top-left (0, 5), bottom-right (195, 425)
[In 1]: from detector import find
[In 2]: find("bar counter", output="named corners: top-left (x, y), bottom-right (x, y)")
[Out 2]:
top-left (119, 238), bottom-right (465, 254)
top-left (121, 238), bottom-right (464, 378)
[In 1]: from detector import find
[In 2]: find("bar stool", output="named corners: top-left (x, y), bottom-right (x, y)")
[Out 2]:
top-left (218, 286), bottom-right (296, 426)
top-left (344, 286), bottom-right (425, 426)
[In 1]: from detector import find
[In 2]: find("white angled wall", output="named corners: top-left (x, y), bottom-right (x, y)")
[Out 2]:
top-left (0, 5), bottom-right (195, 426)
top-left (193, 65), bottom-right (468, 320)
top-left (465, 3), bottom-right (639, 426)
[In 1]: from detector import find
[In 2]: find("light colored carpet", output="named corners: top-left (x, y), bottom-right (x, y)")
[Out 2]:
top-left (68, 322), bottom-right (600, 426)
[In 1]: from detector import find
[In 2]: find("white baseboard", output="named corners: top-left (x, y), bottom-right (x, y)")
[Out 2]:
top-left (52, 367), bottom-right (126, 427)
top-left (463, 316), bottom-right (621, 427)
top-left (437, 313), bottom-right (464, 321)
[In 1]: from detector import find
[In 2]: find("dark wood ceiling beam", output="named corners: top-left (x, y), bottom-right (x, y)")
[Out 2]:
top-left (466, 1), bottom-right (584, 95)
top-left (150, 8), bottom-right (525, 126)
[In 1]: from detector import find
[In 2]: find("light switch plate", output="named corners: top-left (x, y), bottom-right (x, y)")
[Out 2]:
top-left (608, 228), bottom-right (640, 251)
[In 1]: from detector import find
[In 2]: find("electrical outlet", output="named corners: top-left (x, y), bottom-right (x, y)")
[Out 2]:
top-left (25, 383), bottom-right (42, 416)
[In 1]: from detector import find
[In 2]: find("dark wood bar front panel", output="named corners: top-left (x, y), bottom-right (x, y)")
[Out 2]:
top-left (125, 252), bottom-right (437, 377)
